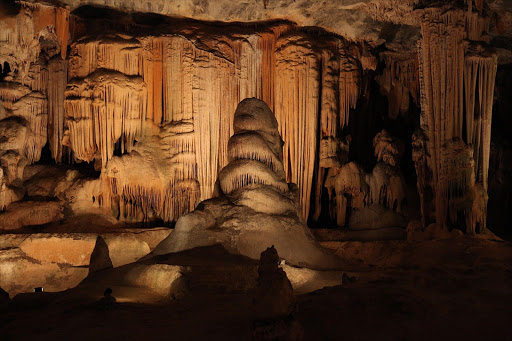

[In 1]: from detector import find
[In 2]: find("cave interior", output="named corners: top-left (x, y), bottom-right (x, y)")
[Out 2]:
top-left (0, 0), bottom-right (511, 340)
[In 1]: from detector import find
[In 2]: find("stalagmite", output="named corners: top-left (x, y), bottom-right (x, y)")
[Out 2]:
top-left (155, 98), bottom-right (338, 269)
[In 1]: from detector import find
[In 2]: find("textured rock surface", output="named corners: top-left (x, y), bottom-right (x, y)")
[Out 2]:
top-left (0, 228), bottom-right (171, 296)
top-left (25, 0), bottom-right (419, 43)
top-left (0, 201), bottom-right (63, 230)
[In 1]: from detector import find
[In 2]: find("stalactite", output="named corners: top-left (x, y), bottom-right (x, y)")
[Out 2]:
top-left (162, 37), bottom-right (195, 123)
top-left (416, 5), bottom-right (497, 231)
top-left (274, 34), bottom-right (320, 219)
top-left (192, 48), bottom-right (237, 200)
top-left (338, 46), bottom-right (360, 130)
top-left (377, 52), bottom-right (419, 119)
top-left (104, 121), bottom-right (200, 222)
top-left (64, 70), bottom-right (147, 166)
top-left (68, 36), bottom-right (142, 79)
top-left (141, 37), bottom-right (164, 126)
top-left (48, 57), bottom-right (68, 162)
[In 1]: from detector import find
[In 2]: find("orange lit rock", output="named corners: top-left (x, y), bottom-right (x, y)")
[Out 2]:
top-left (0, 248), bottom-right (88, 297)
top-left (0, 201), bottom-right (63, 231)
top-left (19, 233), bottom-right (97, 266)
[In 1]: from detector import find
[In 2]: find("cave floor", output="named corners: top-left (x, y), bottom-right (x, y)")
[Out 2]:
top-left (1, 233), bottom-right (511, 341)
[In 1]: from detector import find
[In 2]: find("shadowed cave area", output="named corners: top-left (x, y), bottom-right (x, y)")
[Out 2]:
top-left (0, 0), bottom-right (511, 340)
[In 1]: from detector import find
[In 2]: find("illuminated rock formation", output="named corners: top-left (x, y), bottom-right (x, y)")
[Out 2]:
top-left (0, 1), bottom-right (70, 167)
top-left (325, 129), bottom-right (406, 228)
top-left (0, 0), bottom-right (506, 237)
top-left (415, 3), bottom-right (498, 233)
top-left (155, 99), bottom-right (337, 269)
top-left (104, 120), bottom-right (200, 222)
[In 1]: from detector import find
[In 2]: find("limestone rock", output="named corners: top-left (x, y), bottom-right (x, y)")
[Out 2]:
top-left (124, 264), bottom-right (185, 298)
top-left (0, 248), bottom-right (88, 296)
top-left (0, 201), bottom-right (63, 230)
top-left (102, 234), bottom-right (151, 267)
top-left (19, 233), bottom-right (97, 266)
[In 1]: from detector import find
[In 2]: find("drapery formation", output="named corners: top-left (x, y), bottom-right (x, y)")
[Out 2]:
top-left (0, 1), bottom-right (499, 231)
top-left (415, 3), bottom-right (497, 233)
top-left (0, 2), bottom-right (70, 209)
top-left (63, 24), bottom-right (363, 222)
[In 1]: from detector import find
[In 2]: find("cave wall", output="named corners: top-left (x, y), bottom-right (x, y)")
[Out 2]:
top-left (0, 0), bottom-right (509, 234)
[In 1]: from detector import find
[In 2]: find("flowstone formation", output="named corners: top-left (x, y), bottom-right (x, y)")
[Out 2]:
top-left (155, 99), bottom-right (337, 269)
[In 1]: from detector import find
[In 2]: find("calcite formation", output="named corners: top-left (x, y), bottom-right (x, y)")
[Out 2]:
top-left (155, 99), bottom-right (337, 269)
top-left (415, 3), bottom-right (498, 232)
top-left (0, 0), bottom-right (507, 237)
top-left (56, 17), bottom-right (365, 222)
top-left (324, 129), bottom-right (407, 228)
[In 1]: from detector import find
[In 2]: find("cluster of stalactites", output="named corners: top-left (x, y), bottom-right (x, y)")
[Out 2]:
top-left (415, 4), bottom-right (497, 231)
top-left (66, 33), bottom-right (269, 201)
top-left (377, 52), bottom-right (419, 119)
top-left (324, 131), bottom-right (406, 227)
top-left (274, 34), bottom-right (319, 219)
top-left (0, 1), bottom-right (69, 83)
top-left (63, 70), bottom-right (148, 167)
top-left (463, 43), bottom-right (498, 191)
top-left (66, 28), bottom-right (365, 222)
top-left (318, 42), bottom-right (360, 170)
top-left (0, 2), bottom-right (70, 166)
top-left (273, 35), bottom-right (361, 219)
top-left (104, 120), bottom-right (200, 222)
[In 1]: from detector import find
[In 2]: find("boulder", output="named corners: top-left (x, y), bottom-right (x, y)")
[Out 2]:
top-left (0, 248), bottom-right (88, 296)
top-left (19, 233), bottom-right (97, 266)
top-left (102, 234), bottom-right (150, 267)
